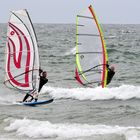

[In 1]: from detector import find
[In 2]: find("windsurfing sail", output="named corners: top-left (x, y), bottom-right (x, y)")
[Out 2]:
top-left (4, 9), bottom-right (40, 92)
top-left (75, 5), bottom-right (108, 88)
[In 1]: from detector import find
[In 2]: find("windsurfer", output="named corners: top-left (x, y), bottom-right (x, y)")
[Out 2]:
top-left (106, 64), bottom-right (115, 85)
top-left (38, 70), bottom-right (48, 92)
top-left (22, 69), bottom-right (48, 102)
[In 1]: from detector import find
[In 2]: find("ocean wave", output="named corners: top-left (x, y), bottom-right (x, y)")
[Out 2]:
top-left (4, 118), bottom-right (140, 139)
top-left (0, 87), bottom-right (23, 105)
top-left (41, 85), bottom-right (140, 101)
top-left (0, 85), bottom-right (140, 104)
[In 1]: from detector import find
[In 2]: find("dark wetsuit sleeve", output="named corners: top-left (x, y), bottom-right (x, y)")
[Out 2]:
top-left (39, 69), bottom-right (43, 76)
top-left (106, 64), bottom-right (109, 69)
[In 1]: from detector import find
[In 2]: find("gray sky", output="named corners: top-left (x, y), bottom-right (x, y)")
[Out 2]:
top-left (0, 0), bottom-right (140, 24)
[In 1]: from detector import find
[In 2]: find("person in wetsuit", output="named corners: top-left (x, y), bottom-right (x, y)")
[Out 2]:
top-left (38, 71), bottom-right (48, 92)
top-left (106, 64), bottom-right (115, 85)
top-left (22, 69), bottom-right (48, 102)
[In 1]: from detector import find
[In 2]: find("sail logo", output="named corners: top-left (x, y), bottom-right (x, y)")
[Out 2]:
top-left (10, 31), bottom-right (15, 36)
top-left (80, 55), bottom-right (84, 59)
top-left (6, 22), bottom-right (31, 88)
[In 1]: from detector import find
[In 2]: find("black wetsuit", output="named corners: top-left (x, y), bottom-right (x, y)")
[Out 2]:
top-left (23, 76), bottom-right (48, 102)
top-left (107, 68), bottom-right (115, 85)
top-left (22, 91), bottom-right (34, 102)
top-left (38, 76), bottom-right (48, 92)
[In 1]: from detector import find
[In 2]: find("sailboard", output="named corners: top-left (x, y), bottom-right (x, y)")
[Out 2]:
top-left (4, 9), bottom-right (53, 105)
top-left (75, 5), bottom-right (108, 88)
top-left (15, 99), bottom-right (54, 106)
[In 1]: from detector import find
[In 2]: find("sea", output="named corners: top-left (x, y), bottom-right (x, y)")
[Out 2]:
top-left (0, 23), bottom-right (140, 140)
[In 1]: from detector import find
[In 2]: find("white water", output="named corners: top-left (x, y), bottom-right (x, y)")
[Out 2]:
top-left (40, 85), bottom-right (140, 101)
top-left (4, 118), bottom-right (140, 140)
top-left (0, 85), bottom-right (140, 104)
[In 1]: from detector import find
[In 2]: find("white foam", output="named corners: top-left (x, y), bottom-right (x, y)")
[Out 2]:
top-left (1, 85), bottom-right (140, 104)
top-left (4, 118), bottom-right (140, 139)
top-left (41, 85), bottom-right (140, 101)
top-left (0, 87), bottom-right (23, 105)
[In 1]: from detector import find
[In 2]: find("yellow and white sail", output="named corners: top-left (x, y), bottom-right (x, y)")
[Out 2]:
top-left (75, 5), bottom-right (108, 88)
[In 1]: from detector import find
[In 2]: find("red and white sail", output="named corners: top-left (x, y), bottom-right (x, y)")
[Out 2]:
top-left (4, 9), bottom-right (39, 91)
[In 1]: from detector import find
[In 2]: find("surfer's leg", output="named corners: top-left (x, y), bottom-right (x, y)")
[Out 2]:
top-left (23, 89), bottom-right (37, 102)
top-left (27, 96), bottom-right (34, 102)
top-left (23, 93), bottom-right (30, 102)
top-left (33, 93), bottom-right (38, 102)
top-left (27, 91), bottom-right (38, 102)
top-left (23, 92), bottom-right (34, 102)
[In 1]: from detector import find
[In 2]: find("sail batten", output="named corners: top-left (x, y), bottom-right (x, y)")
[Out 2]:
top-left (77, 15), bottom-right (94, 19)
top-left (76, 52), bottom-right (102, 54)
top-left (4, 9), bottom-right (39, 92)
top-left (76, 33), bottom-right (100, 37)
top-left (75, 5), bottom-right (108, 88)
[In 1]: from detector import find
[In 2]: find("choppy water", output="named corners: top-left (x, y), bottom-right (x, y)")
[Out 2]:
top-left (0, 24), bottom-right (140, 140)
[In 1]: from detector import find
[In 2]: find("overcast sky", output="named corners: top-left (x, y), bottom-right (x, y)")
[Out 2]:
top-left (0, 0), bottom-right (140, 24)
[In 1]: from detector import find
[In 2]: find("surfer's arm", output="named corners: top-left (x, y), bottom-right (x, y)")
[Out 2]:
top-left (106, 63), bottom-right (109, 69)
top-left (39, 68), bottom-right (43, 76)
top-left (106, 61), bottom-right (109, 69)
